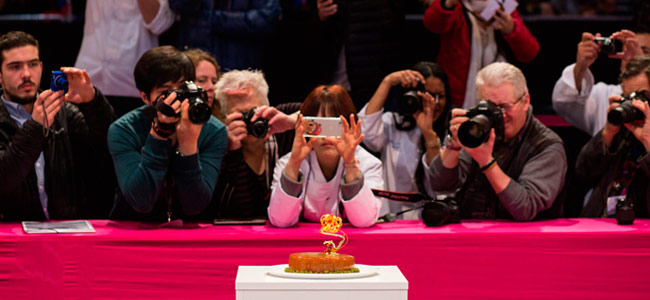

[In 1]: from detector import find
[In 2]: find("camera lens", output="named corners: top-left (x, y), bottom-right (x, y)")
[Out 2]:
top-left (248, 119), bottom-right (269, 138)
top-left (188, 98), bottom-right (211, 124)
top-left (398, 91), bottom-right (421, 115)
top-left (607, 100), bottom-right (644, 126)
top-left (458, 115), bottom-right (491, 148)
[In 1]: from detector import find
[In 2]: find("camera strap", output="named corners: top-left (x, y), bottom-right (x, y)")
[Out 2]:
top-left (155, 98), bottom-right (180, 118)
top-left (152, 119), bottom-right (176, 138)
top-left (392, 113), bottom-right (416, 131)
top-left (371, 189), bottom-right (432, 203)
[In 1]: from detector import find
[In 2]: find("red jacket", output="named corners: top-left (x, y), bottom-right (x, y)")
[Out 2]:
top-left (423, 1), bottom-right (539, 107)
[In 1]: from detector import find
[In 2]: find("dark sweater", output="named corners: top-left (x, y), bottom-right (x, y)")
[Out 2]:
top-left (428, 108), bottom-right (567, 220)
top-left (0, 88), bottom-right (116, 221)
top-left (206, 102), bottom-right (300, 219)
top-left (577, 130), bottom-right (650, 218)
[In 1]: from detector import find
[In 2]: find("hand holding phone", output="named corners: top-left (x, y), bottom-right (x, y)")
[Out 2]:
top-left (303, 116), bottom-right (343, 138)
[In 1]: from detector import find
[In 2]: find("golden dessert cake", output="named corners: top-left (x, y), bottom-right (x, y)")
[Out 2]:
top-left (288, 252), bottom-right (355, 273)
top-left (284, 214), bottom-right (359, 273)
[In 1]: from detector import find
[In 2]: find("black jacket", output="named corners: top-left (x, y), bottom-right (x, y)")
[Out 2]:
top-left (577, 130), bottom-right (650, 218)
top-left (313, 0), bottom-right (404, 110)
top-left (0, 88), bottom-right (116, 221)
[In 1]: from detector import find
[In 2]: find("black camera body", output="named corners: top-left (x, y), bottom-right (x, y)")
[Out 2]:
top-left (155, 81), bottom-right (211, 124)
top-left (458, 100), bottom-right (505, 148)
top-left (616, 197), bottom-right (635, 225)
top-left (421, 197), bottom-right (460, 227)
top-left (594, 37), bottom-right (622, 56)
top-left (397, 81), bottom-right (425, 115)
top-left (607, 90), bottom-right (650, 126)
top-left (240, 107), bottom-right (269, 138)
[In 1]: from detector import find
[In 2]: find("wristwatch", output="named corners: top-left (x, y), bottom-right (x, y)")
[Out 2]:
top-left (426, 137), bottom-right (441, 149)
top-left (443, 134), bottom-right (461, 151)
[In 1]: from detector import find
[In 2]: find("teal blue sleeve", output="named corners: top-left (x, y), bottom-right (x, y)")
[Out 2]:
top-left (108, 120), bottom-right (172, 213)
top-left (173, 118), bottom-right (228, 215)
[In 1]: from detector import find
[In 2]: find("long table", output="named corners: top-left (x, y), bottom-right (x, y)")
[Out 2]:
top-left (1, 219), bottom-right (649, 299)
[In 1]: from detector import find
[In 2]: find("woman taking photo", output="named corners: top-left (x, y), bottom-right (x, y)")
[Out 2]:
top-left (268, 85), bottom-right (384, 228)
top-left (358, 61), bottom-right (452, 219)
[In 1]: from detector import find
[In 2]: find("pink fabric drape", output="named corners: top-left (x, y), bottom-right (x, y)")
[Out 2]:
top-left (1, 218), bottom-right (649, 299)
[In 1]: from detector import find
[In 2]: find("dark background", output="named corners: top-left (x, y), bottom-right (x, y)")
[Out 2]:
top-left (0, 6), bottom-right (636, 216)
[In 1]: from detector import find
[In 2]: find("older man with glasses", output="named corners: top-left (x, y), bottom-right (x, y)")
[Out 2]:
top-left (423, 62), bottom-right (567, 221)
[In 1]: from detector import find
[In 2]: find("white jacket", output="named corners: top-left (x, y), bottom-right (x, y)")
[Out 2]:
top-left (268, 147), bottom-right (383, 228)
top-left (552, 63), bottom-right (622, 136)
top-left (358, 105), bottom-right (435, 219)
top-left (75, 0), bottom-right (175, 97)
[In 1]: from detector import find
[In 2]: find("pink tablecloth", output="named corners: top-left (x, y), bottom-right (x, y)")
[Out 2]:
top-left (1, 219), bottom-right (649, 299)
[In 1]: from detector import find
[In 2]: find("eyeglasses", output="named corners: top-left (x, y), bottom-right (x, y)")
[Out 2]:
top-left (495, 92), bottom-right (526, 112)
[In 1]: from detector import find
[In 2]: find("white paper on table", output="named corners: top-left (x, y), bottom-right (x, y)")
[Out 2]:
top-left (22, 220), bottom-right (95, 234)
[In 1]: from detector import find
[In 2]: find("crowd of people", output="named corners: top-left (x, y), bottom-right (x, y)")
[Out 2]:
top-left (1, 0), bottom-right (649, 226)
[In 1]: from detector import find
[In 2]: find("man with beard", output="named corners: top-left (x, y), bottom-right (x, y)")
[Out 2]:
top-left (0, 31), bottom-right (116, 221)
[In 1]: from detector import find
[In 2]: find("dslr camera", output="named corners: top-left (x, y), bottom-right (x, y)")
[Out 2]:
top-left (397, 81), bottom-right (426, 115)
top-left (421, 196), bottom-right (460, 227)
top-left (607, 90), bottom-right (650, 126)
top-left (616, 197), bottom-right (635, 225)
top-left (239, 107), bottom-right (269, 138)
top-left (458, 100), bottom-right (505, 148)
top-left (155, 81), bottom-right (211, 124)
top-left (51, 70), bottom-right (68, 93)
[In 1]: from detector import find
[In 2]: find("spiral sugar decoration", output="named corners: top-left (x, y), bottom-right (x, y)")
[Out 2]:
top-left (320, 214), bottom-right (348, 254)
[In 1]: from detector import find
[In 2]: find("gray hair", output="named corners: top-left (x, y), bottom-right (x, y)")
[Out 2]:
top-left (476, 62), bottom-right (528, 100)
top-left (215, 69), bottom-right (270, 113)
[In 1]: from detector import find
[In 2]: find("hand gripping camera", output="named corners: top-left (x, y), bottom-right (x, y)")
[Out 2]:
top-left (155, 81), bottom-right (211, 124)
top-left (458, 100), bottom-right (505, 148)
top-left (239, 107), bottom-right (269, 138)
top-left (607, 90), bottom-right (650, 126)
top-left (594, 37), bottom-right (622, 57)
top-left (397, 81), bottom-right (426, 115)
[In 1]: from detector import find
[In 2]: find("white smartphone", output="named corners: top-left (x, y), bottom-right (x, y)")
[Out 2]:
top-left (303, 117), bottom-right (342, 138)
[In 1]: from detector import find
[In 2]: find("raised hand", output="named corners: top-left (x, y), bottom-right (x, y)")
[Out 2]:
top-left (317, 0), bottom-right (338, 21)
top-left (623, 99), bottom-right (650, 152)
top-left (149, 92), bottom-right (181, 140)
top-left (448, 108), bottom-right (468, 147)
top-left (386, 69), bottom-right (426, 89)
top-left (285, 114), bottom-right (317, 181)
top-left (253, 105), bottom-right (296, 138)
top-left (574, 32), bottom-right (600, 91)
top-left (602, 94), bottom-right (624, 148)
top-left (493, 8), bottom-right (514, 35)
top-left (464, 128), bottom-right (496, 168)
top-left (225, 111), bottom-right (247, 151)
top-left (32, 90), bottom-right (64, 128)
top-left (414, 91), bottom-right (437, 133)
top-left (61, 67), bottom-right (95, 103)
top-left (611, 29), bottom-right (645, 62)
top-left (576, 33), bottom-right (599, 71)
top-left (325, 114), bottom-right (364, 165)
top-left (176, 100), bottom-right (203, 156)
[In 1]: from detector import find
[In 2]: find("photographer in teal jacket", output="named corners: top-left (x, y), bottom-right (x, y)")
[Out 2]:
top-left (108, 46), bottom-right (227, 222)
